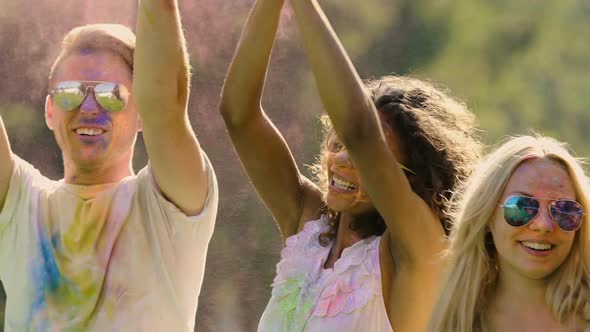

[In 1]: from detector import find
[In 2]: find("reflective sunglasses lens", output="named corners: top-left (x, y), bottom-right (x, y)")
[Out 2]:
top-left (503, 196), bottom-right (539, 227)
top-left (94, 82), bottom-right (128, 112)
top-left (53, 81), bottom-right (85, 111)
top-left (550, 200), bottom-right (584, 232)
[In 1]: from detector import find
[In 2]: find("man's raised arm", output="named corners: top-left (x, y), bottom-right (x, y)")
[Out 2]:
top-left (134, 0), bottom-right (209, 216)
top-left (0, 116), bottom-right (13, 211)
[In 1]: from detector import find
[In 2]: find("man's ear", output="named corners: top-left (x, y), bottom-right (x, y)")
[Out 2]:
top-left (45, 95), bottom-right (54, 130)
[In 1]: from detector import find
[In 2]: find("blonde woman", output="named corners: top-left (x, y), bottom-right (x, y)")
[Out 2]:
top-left (220, 0), bottom-right (482, 331)
top-left (429, 136), bottom-right (590, 331)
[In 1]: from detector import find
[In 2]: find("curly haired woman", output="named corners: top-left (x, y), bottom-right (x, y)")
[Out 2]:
top-left (219, 0), bottom-right (482, 331)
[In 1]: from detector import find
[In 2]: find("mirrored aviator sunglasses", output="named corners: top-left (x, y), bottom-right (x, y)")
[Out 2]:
top-left (499, 195), bottom-right (584, 232)
top-left (50, 81), bottom-right (130, 112)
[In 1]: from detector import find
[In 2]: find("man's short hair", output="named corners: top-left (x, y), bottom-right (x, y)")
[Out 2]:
top-left (48, 24), bottom-right (136, 85)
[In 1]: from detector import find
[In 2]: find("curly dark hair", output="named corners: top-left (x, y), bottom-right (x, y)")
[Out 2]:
top-left (311, 75), bottom-right (484, 246)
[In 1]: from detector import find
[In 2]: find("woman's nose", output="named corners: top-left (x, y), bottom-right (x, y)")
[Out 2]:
top-left (528, 206), bottom-right (556, 233)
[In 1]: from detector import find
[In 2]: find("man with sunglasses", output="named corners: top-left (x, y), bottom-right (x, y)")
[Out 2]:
top-left (0, 1), bottom-right (217, 331)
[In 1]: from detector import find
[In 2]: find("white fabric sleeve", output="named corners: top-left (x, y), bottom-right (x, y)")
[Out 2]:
top-left (133, 152), bottom-right (219, 317)
top-left (0, 154), bottom-right (52, 232)
top-left (137, 152), bottom-right (219, 233)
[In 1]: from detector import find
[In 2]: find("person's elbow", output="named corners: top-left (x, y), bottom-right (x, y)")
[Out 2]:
top-left (219, 87), bottom-right (259, 130)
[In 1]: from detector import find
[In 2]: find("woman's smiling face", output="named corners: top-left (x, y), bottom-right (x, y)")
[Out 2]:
top-left (490, 157), bottom-right (577, 281)
top-left (324, 124), bottom-right (407, 216)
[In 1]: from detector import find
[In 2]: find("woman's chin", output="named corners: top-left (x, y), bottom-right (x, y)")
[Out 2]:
top-left (326, 196), bottom-right (351, 213)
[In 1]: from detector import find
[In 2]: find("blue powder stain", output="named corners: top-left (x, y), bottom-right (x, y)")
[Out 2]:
top-left (77, 111), bottom-right (111, 127)
top-left (76, 112), bottom-right (112, 150)
top-left (79, 48), bottom-right (96, 56)
top-left (51, 233), bottom-right (60, 251)
top-left (38, 232), bottom-right (61, 292)
top-left (27, 228), bottom-right (63, 330)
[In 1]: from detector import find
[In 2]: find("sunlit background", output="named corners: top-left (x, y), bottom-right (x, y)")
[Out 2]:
top-left (1, 0), bottom-right (589, 331)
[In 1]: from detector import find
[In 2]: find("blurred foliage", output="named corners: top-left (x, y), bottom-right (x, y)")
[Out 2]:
top-left (0, 0), bottom-right (589, 331)
top-left (326, 0), bottom-right (590, 155)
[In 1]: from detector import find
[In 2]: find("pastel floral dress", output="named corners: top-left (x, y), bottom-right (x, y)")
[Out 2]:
top-left (258, 215), bottom-right (394, 332)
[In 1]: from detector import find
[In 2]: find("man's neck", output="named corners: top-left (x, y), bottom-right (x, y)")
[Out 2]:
top-left (63, 159), bottom-right (134, 185)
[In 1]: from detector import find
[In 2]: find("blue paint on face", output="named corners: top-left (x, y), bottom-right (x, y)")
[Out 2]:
top-left (75, 104), bottom-right (112, 151)
top-left (77, 48), bottom-right (112, 81)
top-left (81, 68), bottom-right (105, 80)
top-left (77, 110), bottom-right (112, 126)
top-left (98, 137), bottom-right (108, 150)
top-left (55, 51), bottom-right (133, 171)
top-left (79, 48), bottom-right (95, 56)
top-left (76, 111), bottom-right (112, 151)
top-left (77, 136), bottom-right (109, 151)
top-left (77, 49), bottom-right (105, 79)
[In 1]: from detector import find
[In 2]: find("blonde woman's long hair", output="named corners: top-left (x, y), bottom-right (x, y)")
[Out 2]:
top-left (428, 135), bottom-right (590, 332)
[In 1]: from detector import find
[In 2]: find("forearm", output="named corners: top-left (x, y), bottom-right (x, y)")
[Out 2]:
top-left (219, 0), bottom-right (285, 127)
top-left (290, 0), bottom-right (381, 146)
top-left (134, 0), bottom-right (207, 215)
top-left (135, 0), bottom-right (190, 124)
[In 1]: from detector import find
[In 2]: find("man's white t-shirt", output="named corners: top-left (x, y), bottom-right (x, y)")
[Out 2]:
top-left (0, 154), bottom-right (218, 331)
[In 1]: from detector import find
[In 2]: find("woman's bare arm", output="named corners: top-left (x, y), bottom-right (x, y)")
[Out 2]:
top-left (220, 0), bottom-right (324, 240)
top-left (289, 0), bottom-right (446, 265)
